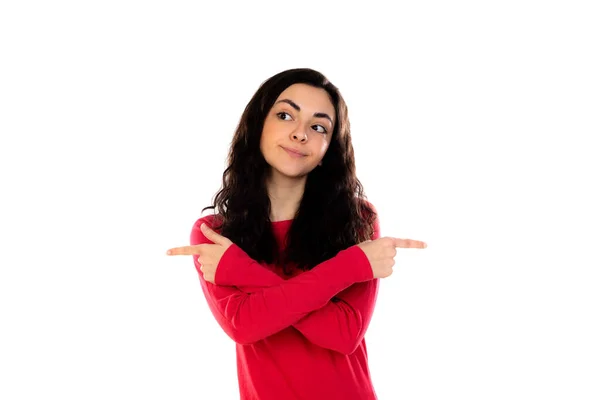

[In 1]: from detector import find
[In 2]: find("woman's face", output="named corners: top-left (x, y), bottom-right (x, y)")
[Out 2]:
top-left (260, 83), bottom-right (336, 180)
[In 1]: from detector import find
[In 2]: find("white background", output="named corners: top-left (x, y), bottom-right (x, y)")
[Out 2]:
top-left (1, 1), bottom-right (599, 399)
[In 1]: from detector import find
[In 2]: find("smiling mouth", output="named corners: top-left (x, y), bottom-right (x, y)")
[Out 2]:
top-left (281, 146), bottom-right (307, 157)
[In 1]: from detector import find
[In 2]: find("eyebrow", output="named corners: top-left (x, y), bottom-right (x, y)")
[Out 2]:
top-left (275, 99), bottom-right (334, 125)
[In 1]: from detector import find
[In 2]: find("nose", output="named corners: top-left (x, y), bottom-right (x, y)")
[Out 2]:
top-left (291, 127), bottom-right (308, 143)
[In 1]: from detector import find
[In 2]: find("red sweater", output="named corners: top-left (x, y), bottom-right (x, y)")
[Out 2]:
top-left (190, 212), bottom-right (381, 400)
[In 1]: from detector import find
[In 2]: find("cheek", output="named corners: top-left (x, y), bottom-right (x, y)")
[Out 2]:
top-left (259, 128), bottom-right (269, 152)
top-left (260, 125), bottom-right (272, 144)
top-left (317, 137), bottom-right (331, 154)
top-left (260, 119), bottom-right (278, 140)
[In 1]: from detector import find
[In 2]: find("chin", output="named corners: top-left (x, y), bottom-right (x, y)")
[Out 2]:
top-left (271, 166), bottom-right (311, 179)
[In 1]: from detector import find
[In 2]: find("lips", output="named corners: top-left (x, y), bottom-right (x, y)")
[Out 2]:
top-left (281, 146), bottom-right (307, 157)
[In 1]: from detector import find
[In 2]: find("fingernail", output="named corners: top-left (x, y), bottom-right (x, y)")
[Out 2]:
top-left (166, 250), bottom-right (172, 255)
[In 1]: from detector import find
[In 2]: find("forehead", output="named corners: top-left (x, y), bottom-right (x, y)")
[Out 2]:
top-left (275, 84), bottom-right (335, 115)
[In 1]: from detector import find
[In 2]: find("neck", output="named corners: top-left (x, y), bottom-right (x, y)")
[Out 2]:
top-left (265, 172), bottom-right (306, 222)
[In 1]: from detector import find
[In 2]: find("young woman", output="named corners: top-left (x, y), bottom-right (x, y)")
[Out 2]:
top-left (167, 68), bottom-right (427, 399)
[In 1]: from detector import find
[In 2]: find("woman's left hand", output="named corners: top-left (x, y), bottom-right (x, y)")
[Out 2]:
top-left (166, 223), bottom-right (233, 283)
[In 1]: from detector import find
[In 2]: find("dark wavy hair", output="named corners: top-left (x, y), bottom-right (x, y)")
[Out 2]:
top-left (202, 68), bottom-right (376, 274)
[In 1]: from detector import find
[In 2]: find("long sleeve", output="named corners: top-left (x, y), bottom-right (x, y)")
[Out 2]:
top-left (212, 206), bottom-right (382, 355)
top-left (292, 279), bottom-right (378, 354)
top-left (190, 217), bottom-right (374, 345)
top-left (292, 209), bottom-right (381, 354)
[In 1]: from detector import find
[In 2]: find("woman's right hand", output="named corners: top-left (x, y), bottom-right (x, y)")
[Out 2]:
top-left (357, 237), bottom-right (427, 279)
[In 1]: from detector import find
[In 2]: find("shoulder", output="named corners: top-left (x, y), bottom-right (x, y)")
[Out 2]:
top-left (361, 198), bottom-right (377, 214)
top-left (192, 213), bottom-right (222, 230)
top-left (358, 198), bottom-right (380, 240)
top-left (190, 214), bottom-right (224, 245)
top-left (359, 198), bottom-right (378, 221)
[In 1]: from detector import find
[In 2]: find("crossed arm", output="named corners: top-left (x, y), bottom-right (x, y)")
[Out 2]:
top-left (191, 213), bottom-right (381, 355)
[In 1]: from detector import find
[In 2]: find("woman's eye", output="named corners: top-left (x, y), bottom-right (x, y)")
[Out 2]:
top-left (313, 125), bottom-right (327, 134)
top-left (276, 112), bottom-right (292, 121)
top-left (276, 112), bottom-right (326, 134)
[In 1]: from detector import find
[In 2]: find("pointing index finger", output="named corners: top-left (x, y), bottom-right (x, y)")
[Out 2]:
top-left (394, 238), bottom-right (427, 249)
top-left (166, 245), bottom-right (203, 256)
